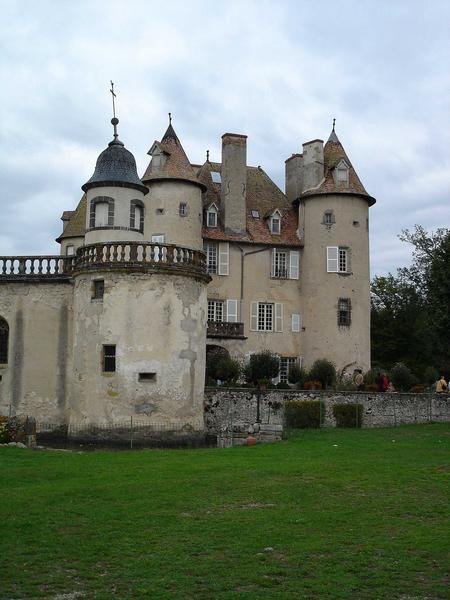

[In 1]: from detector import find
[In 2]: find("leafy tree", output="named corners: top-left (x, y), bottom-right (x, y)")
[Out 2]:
top-left (390, 362), bottom-right (415, 392)
top-left (308, 359), bottom-right (336, 389)
top-left (244, 351), bottom-right (279, 385)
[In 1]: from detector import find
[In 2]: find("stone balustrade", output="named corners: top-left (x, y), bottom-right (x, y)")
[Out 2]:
top-left (207, 321), bottom-right (246, 339)
top-left (0, 242), bottom-right (209, 281)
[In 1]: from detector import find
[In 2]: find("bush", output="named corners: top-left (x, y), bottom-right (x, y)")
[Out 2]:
top-left (206, 347), bottom-right (229, 380)
top-left (390, 362), bottom-right (414, 392)
top-left (214, 357), bottom-right (241, 383)
top-left (285, 400), bottom-right (324, 428)
top-left (276, 381), bottom-right (290, 389)
top-left (288, 364), bottom-right (303, 385)
top-left (423, 366), bottom-right (439, 385)
top-left (303, 380), bottom-right (323, 390)
top-left (333, 403), bottom-right (363, 427)
top-left (308, 359), bottom-right (336, 389)
top-left (0, 416), bottom-right (10, 443)
top-left (244, 351), bottom-right (279, 385)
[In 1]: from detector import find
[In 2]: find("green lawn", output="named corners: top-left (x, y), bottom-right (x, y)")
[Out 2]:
top-left (1, 424), bottom-right (449, 600)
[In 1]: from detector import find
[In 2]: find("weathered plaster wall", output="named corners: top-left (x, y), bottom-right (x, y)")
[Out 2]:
top-left (0, 282), bottom-right (73, 421)
top-left (204, 388), bottom-right (450, 432)
top-left (70, 271), bottom-right (207, 424)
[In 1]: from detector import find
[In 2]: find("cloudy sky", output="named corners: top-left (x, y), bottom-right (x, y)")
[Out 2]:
top-left (0, 0), bottom-right (448, 276)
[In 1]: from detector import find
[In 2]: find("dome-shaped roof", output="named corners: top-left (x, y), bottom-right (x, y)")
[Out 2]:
top-left (82, 138), bottom-right (148, 194)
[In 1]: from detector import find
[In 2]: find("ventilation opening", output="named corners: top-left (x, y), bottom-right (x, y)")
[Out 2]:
top-left (139, 372), bottom-right (156, 382)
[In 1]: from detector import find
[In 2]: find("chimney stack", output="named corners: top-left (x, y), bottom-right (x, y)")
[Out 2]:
top-left (221, 133), bottom-right (247, 234)
top-left (302, 139), bottom-right (324, 191)
top-left (285, 153), bottom-right (303, 202)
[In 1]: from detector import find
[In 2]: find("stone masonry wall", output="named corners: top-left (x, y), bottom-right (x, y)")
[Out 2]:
top-left (204, 388), bottom-right (450, 433)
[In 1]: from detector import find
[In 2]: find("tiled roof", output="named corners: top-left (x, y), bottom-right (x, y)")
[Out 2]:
top-left (142, 124), bottom-right (205, 189)
top-left (302, 130), bottom-right (376, 205)
top-left (198, 161), bottom-right (302, 248)
top-left (56, 195), bottom-right (86, 242)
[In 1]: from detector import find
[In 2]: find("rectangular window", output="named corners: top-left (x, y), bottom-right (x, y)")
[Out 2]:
top-left (211, 171), bottom-right (221, 184)
top-left (272, 249), bottom-right (288, 278)
top-left (151, 234), bottom-right (165, 244)
top-left (258, 303), bottom-right (273, 331)
top-left (218, 243), bottom-right (229, 276)
top-left (291, 313), bottom-right (301, 332)
top-left (204, 242), bottom-right (218, 274)
top-left (92, 280), bottom-right (104, 300)
top-left (279, 357), bottom-right (298, 383)
top-left (327, 246), bottom-right (349, 273)
top-left (207, 210), bottom-right (218, 227)
top-left (250, 302), bottom-right (283, 332)
top-left (208, 300), bottom-right (224, 322)
top-left (338, 298), bottom-right (351, 326)
top-left (271, 217), bottom-right (281, 234)
top-left (226, 299), bottom-right (238, 323)
top-left (179, 202), bottom-right (187, 216)
top-left (66, 245), bottom-right (75, 256)
top-left (102, 345), bottom-right (116, 372)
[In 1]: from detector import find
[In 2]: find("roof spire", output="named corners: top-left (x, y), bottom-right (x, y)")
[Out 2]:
top-left (327, 117), bottom-right (339, 143)
top-left (168, 112), bottom-right (172, 125)
top-left (110, 81), bottom-right (120, 142)
top-left (332, 117), bottom-right (336, 132)
top-left (206, 149), bottom-right (210, 162)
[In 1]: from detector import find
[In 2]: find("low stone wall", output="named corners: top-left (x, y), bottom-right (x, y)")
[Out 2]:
top-left (204, 388), bottom-right (450, 433)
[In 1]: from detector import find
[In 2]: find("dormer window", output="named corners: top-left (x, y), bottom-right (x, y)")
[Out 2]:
top-left (335, 160), bottom-right (349, 185)
top-left (206, 204), bottom-right (218, 228)
top-left (269, 210), bottom-right (282, 235)
top-left (148, 141), bottom-right (168, 170)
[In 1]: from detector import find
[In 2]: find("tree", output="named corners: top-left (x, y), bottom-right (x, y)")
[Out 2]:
top-left (308, 359), bottom-right (336, 389)
top-left (244, 351), bottom-right (279, 385)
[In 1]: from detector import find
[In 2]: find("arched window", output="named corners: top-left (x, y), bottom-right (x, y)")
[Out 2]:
top-left (130, 200), bottom-right (145, 232)
top-left (89, 197), bottom-right (115, 228)
top-left (0, 317), bottom-right (9, 364)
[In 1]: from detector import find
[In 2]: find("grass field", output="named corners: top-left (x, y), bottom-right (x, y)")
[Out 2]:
top-left (1, 424), bottom-right (449, 600)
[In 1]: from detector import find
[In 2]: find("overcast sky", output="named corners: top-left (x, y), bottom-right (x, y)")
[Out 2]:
top-left (0, 0), bottom-right (448, 276)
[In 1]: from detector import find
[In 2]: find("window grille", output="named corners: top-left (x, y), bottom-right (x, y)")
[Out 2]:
top-left (102, 345), bottom-right (116, 372)
top-left (207, 300), bottom-right (224, 322)
top-left (0, 317), bottom-right (9, 364)
top-left (338, 298), bottom-right (351, 326)
top-left (92, 280), bottom-right (104, 300)
top-left (179, 202), bottom-right (188, 217)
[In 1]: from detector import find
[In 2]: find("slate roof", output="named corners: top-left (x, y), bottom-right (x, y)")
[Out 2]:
top-left (197, 161), bottom-right (302, 248)
top-left (56, 195), bottom-right (86, 242)
top-left (82, 138), bottom-right (148, 195)
top-left (302, 130), bottom-right (376, 205)
top-left (142, 124), bottom-right (205, 189)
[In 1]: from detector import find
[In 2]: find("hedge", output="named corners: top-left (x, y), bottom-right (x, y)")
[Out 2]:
top-left (332, 403), bottom-right (363, 428)
top-left (284, 400), bottom-right (324, 428)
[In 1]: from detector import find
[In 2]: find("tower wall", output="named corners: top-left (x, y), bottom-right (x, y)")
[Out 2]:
top-left (144, 181), bottom-right (203, 250)
top-left (285, 154), bottom-right (303, 202)
top-left (302, 140), bottom-right (324, 191)
top-left (221, 133), bottom-right (247, 234)
top-left (69, 271), bottom-right (207, 424)
top-left (300, 194), bottom-right (370, 372)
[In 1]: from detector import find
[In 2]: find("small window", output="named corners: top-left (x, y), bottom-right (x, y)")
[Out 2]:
top-left (279, 357), bottom-right (298, 383)
top-left (92, 280), bottom-right (104, 300)
top-left (139, 372), bottom-right (156, 382)
top-left (337, 167), bottom-right (348, 183)
top-left (208, 300), bottom-right (224, 322)
top-left (156, 208), bottom-right (165, 215)
top-left (102, 345), bottom-right (116, 372)
top-left (179, 202), bottom-right (188, 217)
top-left (291, 314), bottom-right (301, 332)
top-left (271, 216), bottom-right (281, 235)
top-left (338, 298), bottom-right (351, 326)
top-left (211, 171), bottom-right (221, 184)
top-left (251, 210), bottom-right (260, 219)
top-left (204, 242), bottom-right (218, 274)
top-left (323, 211), bottom-right (334, 226)
top-left (272, 249), bottom-right (288, 278)
top-left (130, 201), bottom-right (144, 232)
top-left (0, 317), bottom-right (9, 364)
top-left (152, 234), bottom-right (165, 244)
top-left (207, 209), bottom-right (218, 228)
top-left (339, 248), bottom-right (348, 273)
top-left (90, 196), bottom-right (114, 228)
top-left (66, 245), bottom-right (75, 256)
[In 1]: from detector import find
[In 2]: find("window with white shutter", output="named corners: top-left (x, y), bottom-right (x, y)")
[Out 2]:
top-left (250, 302), bottom-right (258, 331)
top-left (327, 246), bottom-right (338, 272)
top-left (289, 251), bottom-right (299, 279)
top-left (218, 242), bottom-right (229, 276)
top-left (275, 303), bottom-right (283, 332)
top-left (226, 299), bottom-right (238, 323)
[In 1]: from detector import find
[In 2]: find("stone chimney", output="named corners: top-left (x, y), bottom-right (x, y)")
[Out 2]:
top-left (302, 139), bottom-right (324, 191)
top-left (285, 153), bottom-right (303, 202)
top-left (221, 133), bottom-right (247, 234)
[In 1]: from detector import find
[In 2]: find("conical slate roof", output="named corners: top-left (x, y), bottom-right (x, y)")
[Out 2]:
top-left (142, 123), bottom-right (205, 189)
top-left (302, 129), bottom-right (376, 206)
top-left (82, 137), bottom-right (148, 194)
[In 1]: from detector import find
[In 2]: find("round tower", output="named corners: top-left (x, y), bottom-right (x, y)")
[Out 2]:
top-left (68, 112), bottom-right (210, 429)
top-left (141, 117), bottom-right (205, 250)
top-left (293, 126), bottom-right (376, 374)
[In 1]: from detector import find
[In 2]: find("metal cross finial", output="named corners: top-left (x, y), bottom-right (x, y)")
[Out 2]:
top-left (110, 81), bottom-right (119, 140)
top-left (206, 149), bottom-right (210, 162)
top-left (168, 112), bottom-right (172, 125)
top-left (332, 118), bottom-right (336, 131)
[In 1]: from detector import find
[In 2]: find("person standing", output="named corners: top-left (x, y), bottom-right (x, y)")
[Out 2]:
top-left (436, 375), bottom-right (448, 393)
top-left (354, 370), bottom-right (364, 391)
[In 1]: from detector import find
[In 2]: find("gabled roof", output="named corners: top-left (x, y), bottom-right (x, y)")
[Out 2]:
top-left (142, 124), bottom-right (205, 189)
top-left (302, 129), bottom-right (376, 205)
top-left (56, 195), bottom-right (86, 242)
top-left (197, 161), bottom-right (302, 247)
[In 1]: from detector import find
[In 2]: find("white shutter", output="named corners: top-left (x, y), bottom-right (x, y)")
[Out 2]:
top-left (226, 299), bottom-right (238, 323)
top-left (275, 303), bottom-right (283, 332)
top-left (289, 251), bottom-right (299, 279)
top-left (250, 302), bottom-right (258, 331)
top-left (291, 313), bottom-right (301, 332)
top-left (218, 242), bottom-right (229, 276)
top-left (327, 246), bottom-right (338, 272)
top-left (271, 249), bottom-right (277, 277)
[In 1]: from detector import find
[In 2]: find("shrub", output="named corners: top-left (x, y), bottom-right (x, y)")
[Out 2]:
top-left (288, 364), bottom-right (302, 385)
top-left (214, 357), bottom-right (241, 383)
top-left (276, 381), bottom-right (290, 389)
top-left (244, 351), bottom-right (279, 385)
top-left (206, 347), bottom-right (229, 381)
top-left (333, 403), bottom-right (363, 427)
top-left (285, 400), bottom-right (324, 428)
top-left (364, 369), bottom-right (383, 386)
top-left (390, 362), bottom-right (414, 392)
top-left (308, 359), bottom-right (336, 389)
top-left (0, 416), bottom-right (10, 443)
top-left (303, 380), bottom-right (323, 390)
top-left (423, 366), bottom-right (439, 385)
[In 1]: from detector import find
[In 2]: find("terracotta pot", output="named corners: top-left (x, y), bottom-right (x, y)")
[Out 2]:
top-left (246, 436), bottom-right (257, 446)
